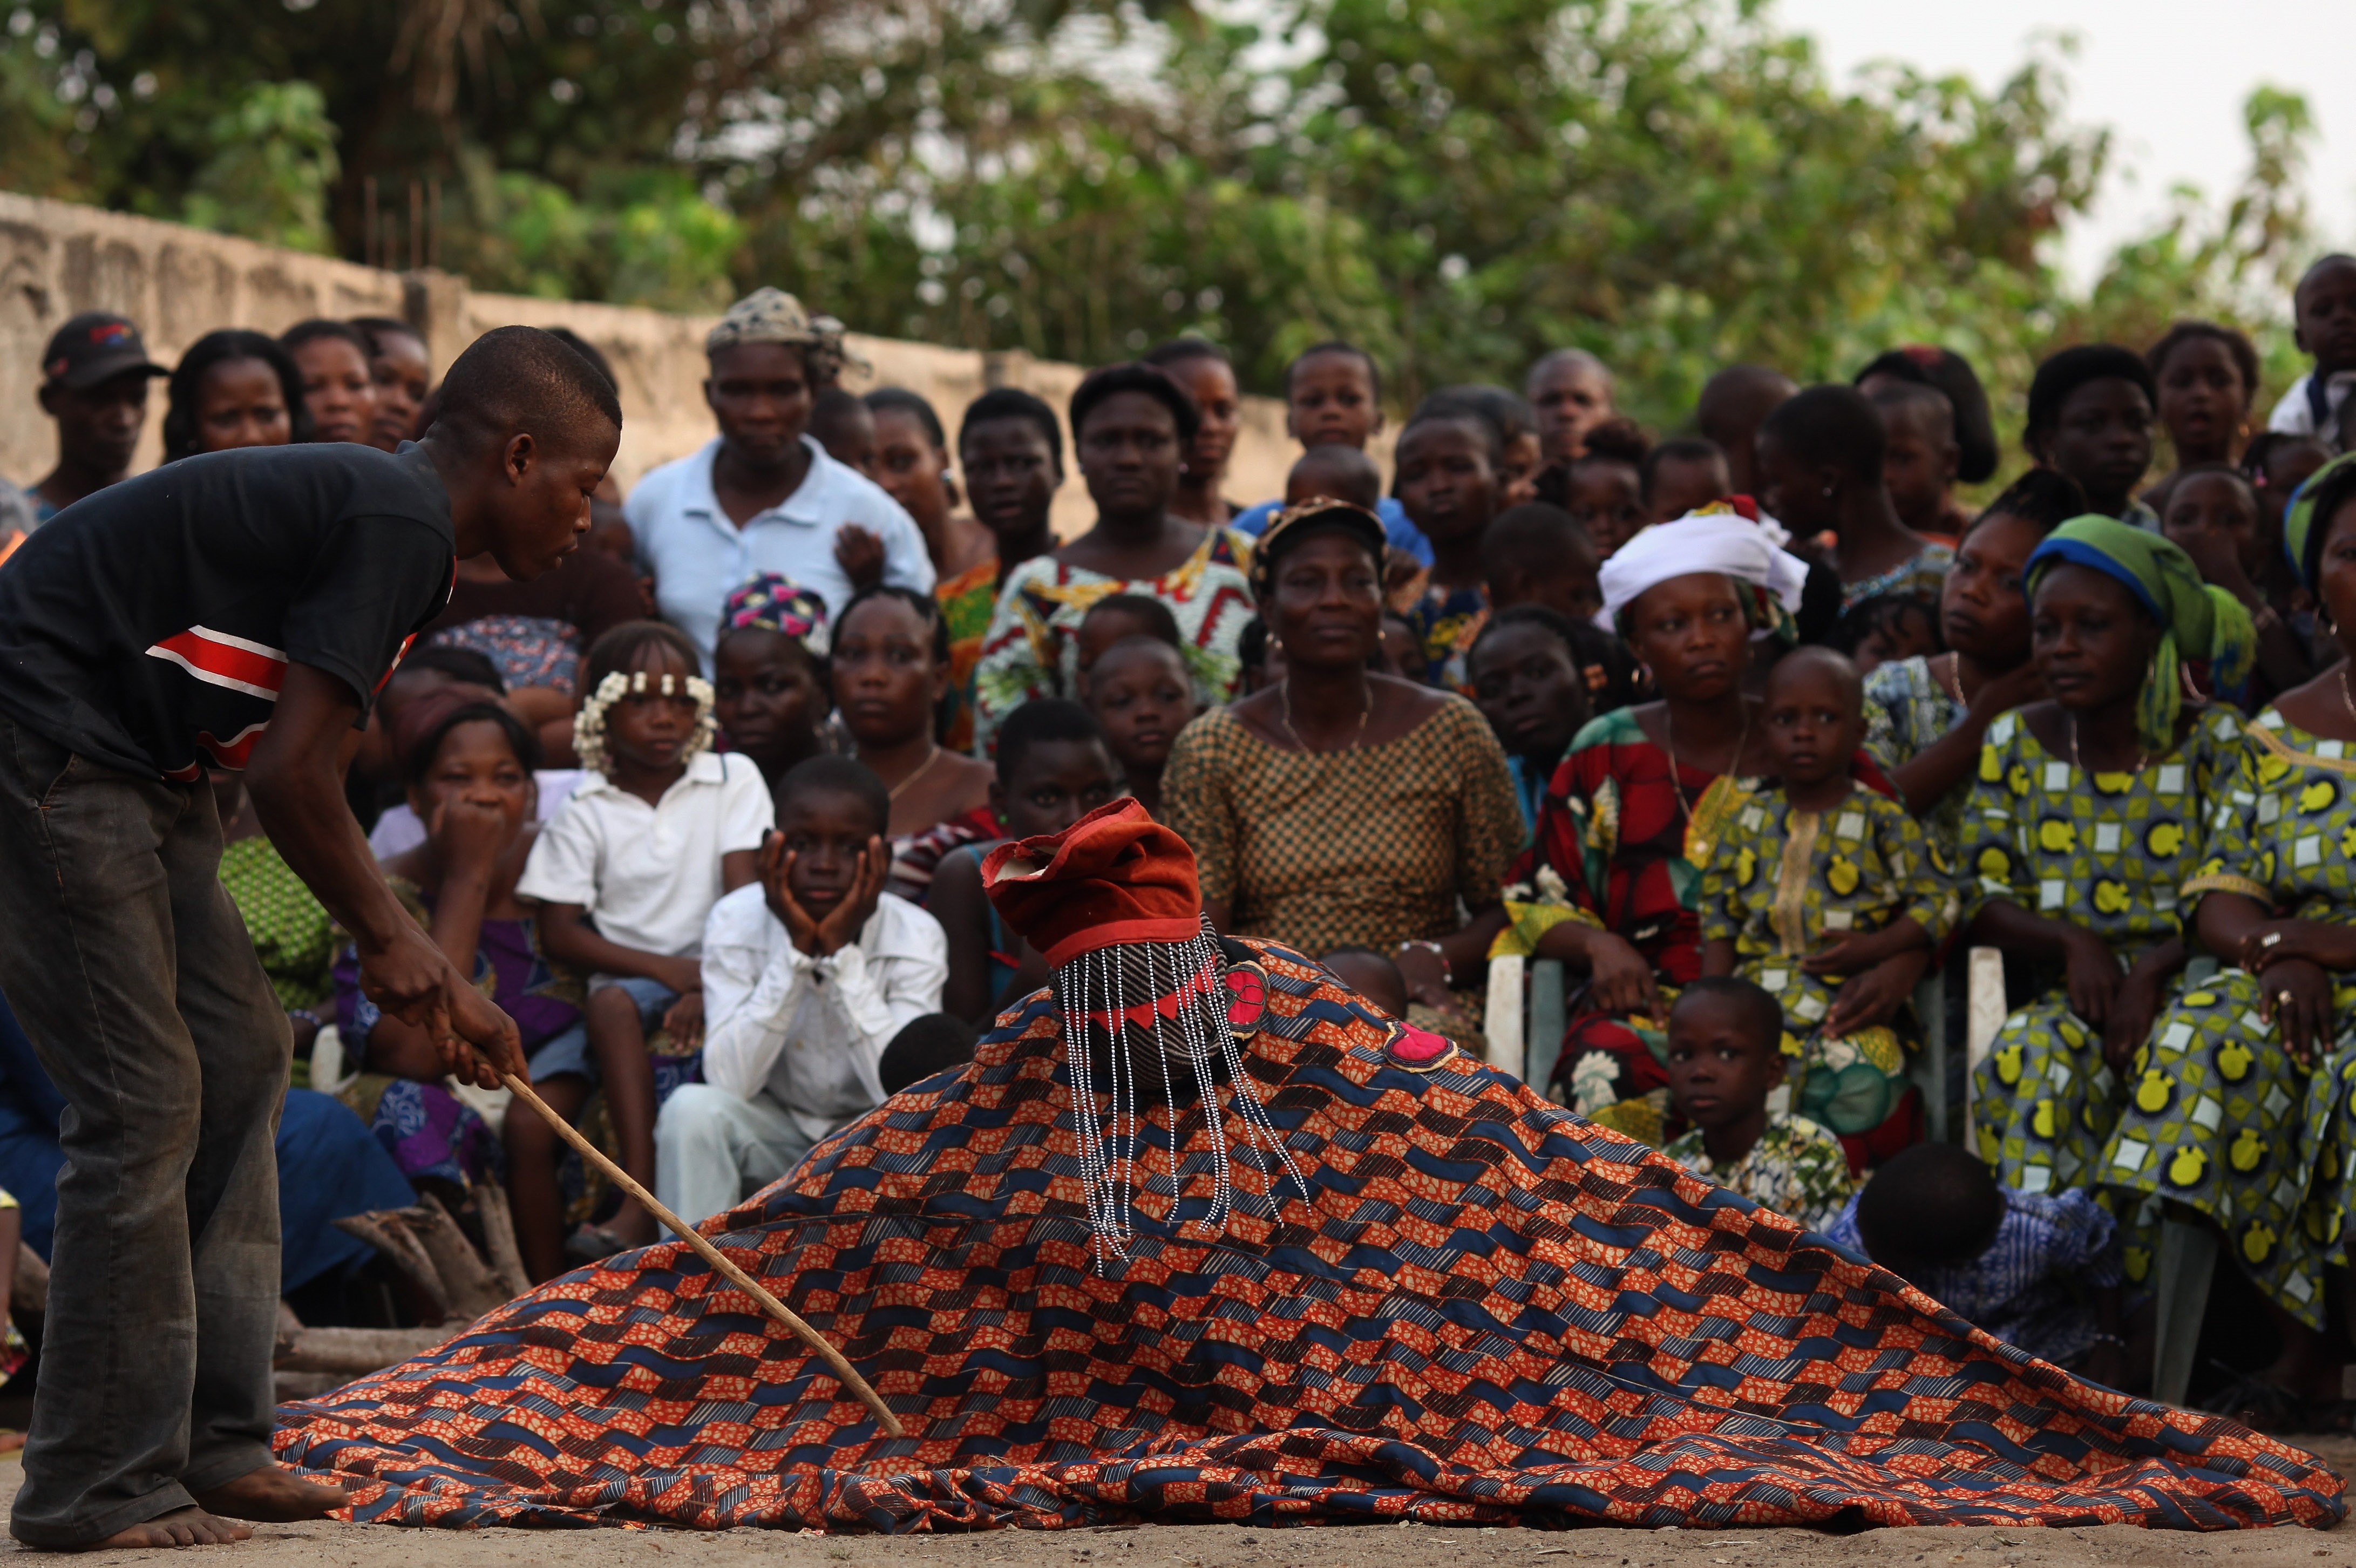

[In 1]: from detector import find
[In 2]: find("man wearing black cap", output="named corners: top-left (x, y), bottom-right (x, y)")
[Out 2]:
top-left (25, 310), bottom-right (169, 522)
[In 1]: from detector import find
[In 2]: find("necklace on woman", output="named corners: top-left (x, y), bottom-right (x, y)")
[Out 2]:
top-left (887, 744), bottom-right (943, 801)
top-left (2339, 663), bottom-right (2356, 729)
top-left (1938, 651), bottom-right (1967, 707)
top-left (1662, 701), bottom-right (1750, 823)
top-left (2067, 713), bottom-right (2145, 777)
top-left (1279, 677), bottom-right (1370, 754)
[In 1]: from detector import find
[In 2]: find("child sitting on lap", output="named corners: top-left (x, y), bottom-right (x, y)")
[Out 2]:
top-left (1701, 647), bottom-right (1952, 1166)
top-left (517, 622), bottom-right (773, 1275)
top-left (1829, 1142), bottom-right (2127, 1386)
top-left (655, 757), bottom-right (947, 1228)
top-left (1662, 978), bottom-right (1853, 1231)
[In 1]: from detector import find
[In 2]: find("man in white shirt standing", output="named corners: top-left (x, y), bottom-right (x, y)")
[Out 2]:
top-left (627, 289), bottom-right (935, 668)
top-left (656, 756), bottom-right (947, 1227)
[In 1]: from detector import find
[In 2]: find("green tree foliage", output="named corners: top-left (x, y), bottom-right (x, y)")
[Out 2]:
top-left (0, 0), bottom-right (2326, 432)
top-left (180, 82), bottom-right (341, 254)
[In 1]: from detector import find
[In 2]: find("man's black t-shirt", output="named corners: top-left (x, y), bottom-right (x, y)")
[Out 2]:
top-left (0, 443), bottom-right (456, 780)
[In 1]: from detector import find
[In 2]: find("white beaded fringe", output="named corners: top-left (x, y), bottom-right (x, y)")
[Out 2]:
top-left (1056, 928), bottom-right (1306, 1269)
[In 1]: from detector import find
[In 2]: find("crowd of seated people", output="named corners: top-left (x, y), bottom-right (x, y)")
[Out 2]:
top-left (6, 250), bottom-right (2356, 1431)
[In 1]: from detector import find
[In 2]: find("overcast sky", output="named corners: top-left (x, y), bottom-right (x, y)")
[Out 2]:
top-left (1770, 0), bottom-right (2356, 294)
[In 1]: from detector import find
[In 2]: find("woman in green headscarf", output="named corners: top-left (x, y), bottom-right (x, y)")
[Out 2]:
top-left (1960, 517), bottom-right (2251, 1217)
top-left (2098, 456), bottom-right (2356, 1414)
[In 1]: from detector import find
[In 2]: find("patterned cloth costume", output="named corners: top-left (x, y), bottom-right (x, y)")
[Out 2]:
top-left (1964, 518), bottom-right (2256, 1201)
top-left (1664, 1113), bottom-right (1853, 1231)
top-left (1963, 704), bottom-right (2242, 1195)
top-left (271, 802), bottom-right (2344, 1533)
top-left (1701, 784), bottom-right (1953, 1162)
top-left (970, 527), bottom-right (1255, 757)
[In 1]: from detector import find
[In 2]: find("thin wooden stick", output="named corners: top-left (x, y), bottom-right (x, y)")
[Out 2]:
top-left (500, 1073), bottom-right (905, 1437)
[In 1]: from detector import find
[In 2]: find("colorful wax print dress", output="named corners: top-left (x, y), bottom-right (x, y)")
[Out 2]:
top-left (1838, 541), bottom-right (1953, 614)
top-left (1401, 580), bottom-right (1489, 695)
top-left (1664, 1112), bottom-right (1853, 1231)
top-left (2096, 709), bottom-right (2355, 1328)
top-left (934, 554), bottom-right (999, 755)
top-left (273, 940), bottom-right (2344, 1531)
top-left (1701, 782), bottom-right (1954, 1157)
top-left (1521, 707), bottom-right (1757, 1134)
top-left (969, 528), bottom-right (1254, 756)
top-left (1861, 653), bottom-right (1969, 855)
top-left (1962, 705), bottom-right (2243, 1198)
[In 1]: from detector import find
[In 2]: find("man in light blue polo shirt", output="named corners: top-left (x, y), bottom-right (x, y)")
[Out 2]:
top-left (627, 289), bottom-right (933, 667)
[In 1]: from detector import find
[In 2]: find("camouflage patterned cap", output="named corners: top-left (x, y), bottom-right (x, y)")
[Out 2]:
top-left (707, 288), bottom-right (821, 355)
top-left (706, 288), bottom-right (869, 384)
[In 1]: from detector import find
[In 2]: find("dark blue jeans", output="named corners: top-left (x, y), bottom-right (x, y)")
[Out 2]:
top-left (0, 715), bottom-right (285, 1546)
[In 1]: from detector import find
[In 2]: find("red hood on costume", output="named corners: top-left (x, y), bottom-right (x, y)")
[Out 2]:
top-left (980, 797), bottom-right (1204, 968)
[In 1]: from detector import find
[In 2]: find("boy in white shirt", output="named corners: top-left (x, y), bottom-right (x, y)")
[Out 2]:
top-left (515, 622), bottom-right (772, 1276)
top-left (656, 756), bottom-right (947, 1229)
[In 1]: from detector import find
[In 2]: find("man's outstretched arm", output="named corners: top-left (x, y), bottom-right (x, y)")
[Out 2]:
top-left (246, 661), bottom-right (523, 1087)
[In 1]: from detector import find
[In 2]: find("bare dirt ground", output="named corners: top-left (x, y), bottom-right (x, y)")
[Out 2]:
top-left (1, 1442), bottom-right (2348, 1565)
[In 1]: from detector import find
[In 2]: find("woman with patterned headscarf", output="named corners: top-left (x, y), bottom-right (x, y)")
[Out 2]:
top-left (2099, 455), bottom-right (2356, 1416)
top-left (1960, 517), bottom-right (2251, 1277)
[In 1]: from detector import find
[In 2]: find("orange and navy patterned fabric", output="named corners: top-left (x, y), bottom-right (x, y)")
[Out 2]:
top-left (275, 943), bottom-right (2342, 1533)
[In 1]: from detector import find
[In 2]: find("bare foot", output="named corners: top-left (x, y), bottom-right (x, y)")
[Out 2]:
top-left (55, 1506), bottom-right (254, 1551)
top-left (191, 1464), bottom-right (353, 1523)
top-left (608, 1197), bottom-right (657, 1247)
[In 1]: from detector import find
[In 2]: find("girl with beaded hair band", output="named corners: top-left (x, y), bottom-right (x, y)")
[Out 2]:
top-left (573, 654), bottom-right (718, 777)
top-left (515, 620), bottom-right (773, 1278)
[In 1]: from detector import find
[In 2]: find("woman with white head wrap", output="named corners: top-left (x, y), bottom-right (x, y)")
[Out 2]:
top-left (1593, 499), bottom-right (1809, 641)
top-left (1516, 502), bottom-right (1816, 1139)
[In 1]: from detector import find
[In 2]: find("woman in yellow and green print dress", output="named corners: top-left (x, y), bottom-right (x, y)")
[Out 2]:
top-left (2101, 454), bottom-right (2356, 1407)
top-left (1962, 517), bottom-right (2253, 1202)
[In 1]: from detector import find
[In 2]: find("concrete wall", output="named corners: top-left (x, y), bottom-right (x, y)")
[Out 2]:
top-left (0, 189), bottom-right (1321, 541)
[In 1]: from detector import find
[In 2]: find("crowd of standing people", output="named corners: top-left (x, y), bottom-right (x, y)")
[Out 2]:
top-left (4, 249), bottom-right (2356, 1441)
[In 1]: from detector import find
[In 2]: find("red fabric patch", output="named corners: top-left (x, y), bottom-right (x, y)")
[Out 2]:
top-left (1222, 966), bottom-right (1266, 1031)
top-left (1387, 1023), bottom-right (1451, 1064)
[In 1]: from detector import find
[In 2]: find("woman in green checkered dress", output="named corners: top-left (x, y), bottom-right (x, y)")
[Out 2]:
top-left (2101, 454), bottom-right (2356, 1403)
top-left (1961, 518), bottom-right (2252, 1205)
